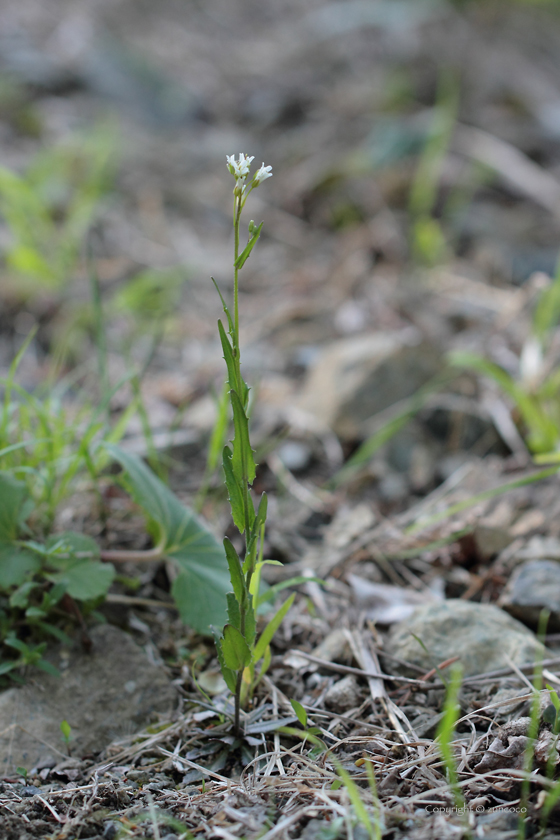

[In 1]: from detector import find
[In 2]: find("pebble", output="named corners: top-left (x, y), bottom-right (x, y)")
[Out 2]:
top-left (277, 441), bottom-right (312, 472)
top-left (324, 675), bottom-right (360, 713)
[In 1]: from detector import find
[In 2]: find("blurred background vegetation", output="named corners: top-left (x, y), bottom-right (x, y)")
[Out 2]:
top-left (3, 0), bottom-right (560, 551)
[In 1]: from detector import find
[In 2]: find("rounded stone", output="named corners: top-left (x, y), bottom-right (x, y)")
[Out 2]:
top-left (385, 599), bottom-right (547, 678)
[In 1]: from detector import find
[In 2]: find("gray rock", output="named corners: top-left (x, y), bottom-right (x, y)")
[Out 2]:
top-left (385, 599), bottom-right (547, 678)
top-left (297, 331), bottom-right (441, 440)
top-left (0, 624), bottom-right (177, 774)
top-left (515, 536), bottom-right (560, 562)
top-left (472, 524), bottom-right (513, 561)
top-left (324, 675), bottom-right (360, 713)
top-left (500, 559), bottom-right (560, 630)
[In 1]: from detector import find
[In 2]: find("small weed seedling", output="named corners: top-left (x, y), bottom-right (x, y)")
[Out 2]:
top-left (435, 664), bottom-right (467, 820)
top-left (212, 155), bottom-right (303, 736)
top-left (60, 719), bottom-right (72, 755)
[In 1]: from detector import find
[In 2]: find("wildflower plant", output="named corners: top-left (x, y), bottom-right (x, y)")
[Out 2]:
top-left (212, 154), bottom-right (293, 736)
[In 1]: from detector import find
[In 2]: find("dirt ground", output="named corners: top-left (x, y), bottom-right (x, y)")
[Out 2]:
top-left (4, 1), bottom-right (560, 838)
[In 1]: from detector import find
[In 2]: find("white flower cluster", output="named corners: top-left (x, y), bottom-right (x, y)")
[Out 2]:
top-left (226, 153), bottom-right (272, 196)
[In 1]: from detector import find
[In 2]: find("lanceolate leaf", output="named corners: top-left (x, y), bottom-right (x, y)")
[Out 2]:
top-left (234, 221), bottom-right (263, 269)
top-left (253, 593), bottom-right (295, 662)
top-left (290, 698), bottom-right (308, 728)
top-left (222, 624), bottom-right (252, 671)
top-left (226, 592), bottom-right (241, 630)
top-left (103, 443), bottom-right (229, 632)
top-left (211, 278), bottom-right (235, 337)
top-left (230, 389), bottom-right (256, 486)
top-left (223, 447), bottom-right (245, 533)
top-left (244, 599), bottom-right (256, 647)
top-left (212, 630), bottom-right (237, 694)
top-left (248, 492), bottom-right (267, 553)
top-left (218, 320), bottom-right (238, 396)
top-left (224, 538), bottom-right (245, 602)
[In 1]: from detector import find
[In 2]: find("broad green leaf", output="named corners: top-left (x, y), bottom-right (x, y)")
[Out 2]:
top-left (224, 538), bottom-right (245, 602)
top-left (290, 698), bottom-right (308, 728)
top-left (212, 628), bottom-right (237, 693)
top-left (0, 543), bottom-right (41, 589)
top-left (253, 593), bottom-right (295, 662)
top-left (103, 443), bottom-right (230, 632)
top-left (230, 389), bottom-right (256, 485)
top-left (47, 560), bottom-right (114, 601)
top-left (223, 447), bottom-right (245, 532)
top-left (0, 473), bottom-right (27, 541)
top-left (45, 532), bottom-right (100, 568)
top-left (222, 624), bottom-right (252, 671)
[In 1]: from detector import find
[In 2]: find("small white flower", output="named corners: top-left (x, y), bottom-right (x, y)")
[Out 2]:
top-left (254, 162), bottom-right (273, 185)
top-left (226, 153), bottom-right (254, 180)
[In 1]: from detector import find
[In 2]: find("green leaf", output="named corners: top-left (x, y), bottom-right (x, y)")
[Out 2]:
top-left (35, 659), bottom-right (60, 678)
top-left (0, 543), bottom-right (41, 589)
top-left (211, 278), bottom-right (234, 336)
top-left (226, 592), bottom-right (241, 630)
top-left (103, 444), bottom-right (230, 633)
top-left (290, 698), bottom-right (308, 728)
top-left (47, 560), bottom-right (114, 601)
top-left (253, 593), bottom-right (295, 662)
top-left (25, 607), bottom-right (47, 620)
top-left (231, 389), bottom-right (256, 485)
top-left (9, 581), bottom-right (37, 609)
top-left (248, 492), bottom-right (267, 548)
top-left (223, 448), bottom-right (245, 533)
top-left (0, 473), bottom-right (27, 541)
top-left (234, 221), bottom-right (263, 269)
top-left (212, 628), bottom-right (237, 693)
top-left (221, 624), bottom-right (252, 671)
top-left (224, 538), bottom-right (245, 602)
top-left (60, 720), bottom-right (72, 742)
top-left (4, 635), bottom-right (28, 654)
top-left (244, 600), bottom-right (256, 648)
top-left (218, 320), bottom-right (238, 396)
top-left (257, 575), bottom-right (324, 607)
top-left (45, 532), bottom-right (100, 568)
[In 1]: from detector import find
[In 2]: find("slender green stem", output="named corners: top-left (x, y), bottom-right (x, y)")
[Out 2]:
top-left (232, 197), bottom-right (253, 542)
top-left (233, 198), bottom-right (241, 352)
